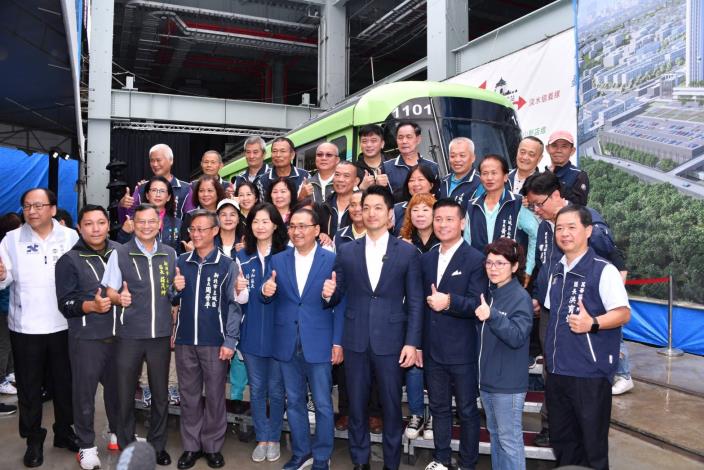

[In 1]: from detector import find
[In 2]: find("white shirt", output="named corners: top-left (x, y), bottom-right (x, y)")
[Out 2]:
top-left (436, 238), bottom-right (464, 285)
top-left (294, 244), bottom-right (318, 296)
top-left (545, 251), bottom-right (630, 311)
top-left (365, 231), bottom-right (389, 291)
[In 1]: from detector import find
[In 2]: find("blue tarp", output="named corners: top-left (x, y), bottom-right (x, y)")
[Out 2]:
top-left (0, 147), bottom-right (78, 223)
top-left (625, 299), bottom-right (704, 356)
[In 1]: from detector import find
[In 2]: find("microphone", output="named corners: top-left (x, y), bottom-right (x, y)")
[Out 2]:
top-left (117, 441), bottom-right (156, 470)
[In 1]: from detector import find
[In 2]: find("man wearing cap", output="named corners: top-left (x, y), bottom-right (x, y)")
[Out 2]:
top-left (545, 131), bottom-right (589, 206)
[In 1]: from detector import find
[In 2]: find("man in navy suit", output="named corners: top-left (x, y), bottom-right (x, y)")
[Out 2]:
top-left (329, 185), bottom-right (423, 470)
top-left (419, 199), bottom-right (487, 470)
top-left (262, 208), bottom-right (343, 470)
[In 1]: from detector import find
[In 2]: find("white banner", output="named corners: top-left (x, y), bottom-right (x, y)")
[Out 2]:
top-left (447, 29), bottom-right (577, 167)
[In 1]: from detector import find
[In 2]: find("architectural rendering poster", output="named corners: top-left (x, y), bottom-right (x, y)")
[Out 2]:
top-left (447, 29), bottom-right (577, 169)
top-left (577, 0), bottom-right (704, 305)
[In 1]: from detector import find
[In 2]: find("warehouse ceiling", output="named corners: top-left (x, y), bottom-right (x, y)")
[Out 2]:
top-left (112, 0), bottom-right (553, 104)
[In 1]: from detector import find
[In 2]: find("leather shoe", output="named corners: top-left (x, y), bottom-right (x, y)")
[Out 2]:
top-left (23, 443), bottom-right (43, 468)
top-left (353, 464), bottom-right (370, 470)
top-left (177, 450), bottom-right (202, 469)
top-left (533, 427), bottom-right (550, 447)
top-left (156, 450), bottom-right (171, 466)
top-left (368, 416), bottom-right (383, 434)
top-left (53, 431), bottom-right (79, 453)
top-left (205, 452), bottom-right (225, 468)
top-left (335, 415), bottom-right (349, 431)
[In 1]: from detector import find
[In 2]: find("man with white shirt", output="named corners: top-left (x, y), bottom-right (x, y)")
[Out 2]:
top-left (262, 208), bottom-right (343, 470)
top-left (418, 199), bottom-right (487, 470)
top-left (508, 136), bottom-right (543, 195)
top-left (0, 188), bottom-right (80, 467)
top-left (544, 205), bottom-right (630, 470)
top-left (299, 142), bottom-right (340, 203)
top-left (329, 185), bottom-right (423, 470)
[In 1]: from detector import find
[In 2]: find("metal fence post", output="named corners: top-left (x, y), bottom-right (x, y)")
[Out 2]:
top-left (657, 273), bottom-right (684, 357)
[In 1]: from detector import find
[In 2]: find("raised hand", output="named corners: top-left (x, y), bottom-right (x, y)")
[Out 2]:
top-left (322, 271), bottom-right (336, 298)
top-left (299, 178), bottom-right (314, 199)
top-left (568, 299), bottom-right (593, 334)
top-left (181, 240), bottom-right (194, 253)
top-left (426, 283), bottom-right (449, 312)
top-left (262, 270), bottom-right (277, 297)
top-left (120, 281), bottom-right (132, 307)
top-left (359, 170), bottom-right (375, 190)
top-left (173, 267), bottom-right (186, 291)
top-left (119, 187), bottom-right (134, 209)
top-left (475, 294), bottom-right (490, 321)
top-left (235, 270), bottom-right (248, 295)
top-left (122, 215), bottom-right (134, 234)
top-left (374, 172), bottom-right (389, 187)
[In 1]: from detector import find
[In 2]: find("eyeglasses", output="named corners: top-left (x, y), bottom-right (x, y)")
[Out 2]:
top-left (187, 226), bottom-right (215, 234)
top-left (527, 194), bottom-right (550, 211)
top-left (485, 260), bottom-right (511, 269)
top-left (22, 203), bottom-right (51, 211)
top-left (148, 188), bottom-right (167, 195)
top-left (315, 152), bottom-right (337, 159)
top-left (288, 224), bottom-right (316, 232)
top-left (135, 219), bottom-right (160, 227)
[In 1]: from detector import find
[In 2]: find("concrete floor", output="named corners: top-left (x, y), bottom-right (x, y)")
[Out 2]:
top-left (0, 341), bottom-right (702, 470)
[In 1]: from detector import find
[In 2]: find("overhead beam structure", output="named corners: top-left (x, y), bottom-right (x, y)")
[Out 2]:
top-left (317, 0), bottom-right (347, 108)
top-left (427, 0), bottom-right (468, 81)
top-left (111, 90), bottom-right (322, 130)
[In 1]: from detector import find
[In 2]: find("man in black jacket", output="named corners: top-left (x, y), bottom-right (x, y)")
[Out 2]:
top-left (55, 205), bottom-right (120, 470)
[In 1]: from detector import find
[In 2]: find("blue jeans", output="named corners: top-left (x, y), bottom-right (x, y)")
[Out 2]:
top-left (405, 366), bottom-right (425, 416)
top-left (615, 335), bottom-right (631, 379)
top-left (480, 391), bottom-right (526, 470)
top-left (278, 348), bottom-right (334, 461)
top-left (243, 353), bottom-right (285, 443)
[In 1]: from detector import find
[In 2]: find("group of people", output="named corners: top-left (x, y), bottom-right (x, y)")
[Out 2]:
top-left (0, 121), bottom-right (631, 470)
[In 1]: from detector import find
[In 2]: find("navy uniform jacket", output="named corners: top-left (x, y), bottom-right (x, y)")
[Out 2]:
top-left (382, 155), bottom-right (439, 203)
top-left (552, 161), bottom-right (589, 206)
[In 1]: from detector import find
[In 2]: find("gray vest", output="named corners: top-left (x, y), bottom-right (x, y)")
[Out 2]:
top-left (116, 238), bottom-right (176, 339)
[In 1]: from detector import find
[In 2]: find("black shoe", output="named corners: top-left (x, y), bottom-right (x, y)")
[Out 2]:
top-left (23, 443), bottom-right (43, 468)
top-left (0, 403), bottom-right (17, 415)
top-left (353, 464), bottom-right (370, 470)
top-left (177, 451), bottom-right (202, 469)
top-left (53, 432), bottom-right (79, 453)
top-left (156, 450), bottom-right (172, 466)
top-left (533, 427), bottom-right (550, 447)
top-left (230, 399), bottom-right (247, 414)
top-left (205, 452), bottom-right (225, 468)
top-left (40, 389), bottom-right (52, 403)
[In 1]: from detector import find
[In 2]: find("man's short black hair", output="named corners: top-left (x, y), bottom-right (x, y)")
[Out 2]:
top-left (521, 171), bottom-right (561, 197)
top-left (479, 154), bottom-right (509, 174)
top-left (134, 203), bottom-right (159, 217)
top-left (20, 188), bottom-right (56, 207)
top-left (291, 207), bottom-right (319, 226)
top-left (54, 208), bottom-right (74, 228)
top-left (361, 185), bottom-right (394, 210)
top-left (271, 136), bottom-right (296, 153)
top-left (556, 205), bottom-right (592, 227)
top-left (77, 204), bottom-right (108, 224)
top-left (359, 124), bottom-right (384, 139)
top-left (396, 120), bottom-right (421, 137)
top-left (189, 209), bottom-right (219, 228)
top-left (433, 198), bottom-right (465, 219)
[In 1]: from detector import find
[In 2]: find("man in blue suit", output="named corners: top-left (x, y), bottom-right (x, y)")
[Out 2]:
top-left (262, 208), bottom-right (343, 470)
top-left (329, 185), bottom-right (423, 470)
top-left (419, 199), bottom-right (487, 470)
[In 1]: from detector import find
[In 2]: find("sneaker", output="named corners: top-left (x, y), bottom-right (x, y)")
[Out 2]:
top-left (107, 433), bottom-right (119, 451)
top-left (422, 415), bottom-right (433, 440)
top-left (0, 380), bottom-right (17, 395)
top-left (77, 447), bottom-right (101, 470)
top-left (168, 385), bottom-right (180, 406)
top-left (533, 427), bottom-right (550, 447)
top-left (404, 415), bottom-right (424, 439)
top-left (0, 403), bottom-right (17, 415)
top-left (266, 442), bottom-right (280, 462)
top-left (251, 444), bottom-right (267, 463)
top-left (5, 373), bottom-right (15, 383)
top-left (307, 397), bottom-right (316, 424)
top-left (424, 461), bottom-right (448, 470)
top-left (141, 385), bottom-right (152, 407)
top-left (612, 376), bottom-right (634, 395)
top-left (282, 454), bottom-right (313, 470)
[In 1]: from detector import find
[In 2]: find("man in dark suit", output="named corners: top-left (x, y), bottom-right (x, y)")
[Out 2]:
top-left (330, 185), bottom-right (423, 470)
top-left (262, 208), bottom-right (343, 470)
top-left (419, 199), bottom-right (487, 470)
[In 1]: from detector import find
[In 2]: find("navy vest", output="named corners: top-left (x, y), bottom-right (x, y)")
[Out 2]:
top-left (466, 190), bottom-right (523, 252)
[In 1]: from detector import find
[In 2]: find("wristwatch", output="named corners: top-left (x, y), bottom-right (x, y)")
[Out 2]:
top-left (590, 316), bottom-right (600, 334)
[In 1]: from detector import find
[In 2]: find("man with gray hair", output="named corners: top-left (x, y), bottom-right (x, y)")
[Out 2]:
top-left (233, 136), bottom-right (270, 192)
top-left (118, 143), bottom-right (191, 222)
top-left (437, 137), bottom-right (481, 211)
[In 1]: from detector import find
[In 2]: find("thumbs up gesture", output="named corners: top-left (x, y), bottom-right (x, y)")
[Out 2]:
top-left (568, 299), bottom-right (593, 334)
top-left (262, 270), bottom-right (277, 297)
top-left (93, 287), bottom-right (112, 314)
top-left (174, 267), bottom-right (186, 291)
top-left (122, 214), bottom-right (134, 234)
top-left (299, 178), bottom-right (314, 199)
top-left (426, 283), bottom-right (450, 312)
top-left (322, 271), bottom-right (337, 299)
top-left (475, 294), bottom-right (490, 321)
top-left (119, 186), bottom-right (134, 209)
top-left (359, 170), bottom-right (375, 190)
top-left (0, 257), bottom-right (6, 282)
top-left (235, 269), bottom-right (248, 295)
top-left (120, 281), bottom-right (132, 307)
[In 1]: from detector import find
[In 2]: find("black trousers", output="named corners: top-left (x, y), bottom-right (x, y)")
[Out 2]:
top-left (115, 336), bottom-right (170, 452)
top-left (546, 372), bottom-right (612, 470)
top-left (69, 337), bottom-right (119, 448)
top-left (334, 362), bottom-right (382, 418)
top-left (10, 330), bottom-right (73, 444)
